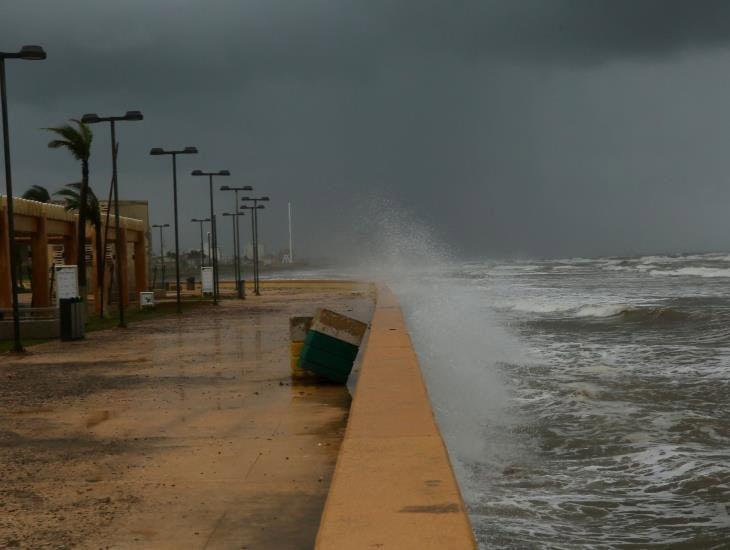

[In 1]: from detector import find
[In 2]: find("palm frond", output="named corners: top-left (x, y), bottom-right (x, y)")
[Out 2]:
top-left (47, 139), bottom-right (72, 150)
top-left (22, 185), bottom-right (51, 203)
top-left (55, 182), bottom-right (101, 225)
top-left (71, 119), bottom-right (93, 150)
top-left (44, 120), bottom-right (92, 161)
top-left (44, 124), bottom-right (79, 144)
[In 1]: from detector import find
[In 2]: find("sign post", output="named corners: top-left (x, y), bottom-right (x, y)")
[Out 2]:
top-left (201, 266), bottom-right (214, 296)
top-left (54, 265), bottom-right (79, 306)
top-left (139, 291), bottom-right (155, 309)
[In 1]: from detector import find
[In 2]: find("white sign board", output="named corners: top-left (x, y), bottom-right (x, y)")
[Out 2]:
top-left (201, 267), bottom-right (214, 295)
top-left (55, 265), bottom-right (79, 305)
top-left (140, 291), bottom-right (155, 308)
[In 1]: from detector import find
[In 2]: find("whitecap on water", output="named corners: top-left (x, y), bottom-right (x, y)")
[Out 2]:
top-left (650, 266), bottom-right (730, 278)
top-left (340, 207), bottom-right (730, 547)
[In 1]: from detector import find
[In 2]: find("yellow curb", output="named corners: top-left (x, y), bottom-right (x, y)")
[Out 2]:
top-left (316, 285), bottom-right (476, 549)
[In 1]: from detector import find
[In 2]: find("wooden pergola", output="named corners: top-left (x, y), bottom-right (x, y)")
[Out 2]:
top-left (0, 196), bottom-right (148, 310)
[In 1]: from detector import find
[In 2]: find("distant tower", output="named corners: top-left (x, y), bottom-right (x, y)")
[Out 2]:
top-left (288, 202), bottom-right (294, 264)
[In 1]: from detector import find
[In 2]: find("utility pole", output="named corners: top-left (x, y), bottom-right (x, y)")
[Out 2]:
top-left (191, 170), bottom-right (230, 303)
top-left (149, 147), bottom-right (199, 313)
top-left (220, 185), bottom-right (252, 298)
top-left (191, 218), bottom-right (210, 270)
top-left (151, 223), bottom-right (169, 289)
top-left (240, 196), bottom-right (269, 295)
top-left (81, 110), bottom-right (144, 328)
top-left (0, 45), bottom-right (46, 352)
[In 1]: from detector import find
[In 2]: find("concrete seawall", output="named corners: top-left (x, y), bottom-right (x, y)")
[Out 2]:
top-left (316, 285), bottom-right (476, 549)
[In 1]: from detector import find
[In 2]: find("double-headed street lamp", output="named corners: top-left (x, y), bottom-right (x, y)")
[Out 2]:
top-left (241, 196), bottom-right (269, 296)
top-left (150, 147), bottom-right (198, 313)
top-left (191, 169), bottom-right (229, 304)
top-left (220, 185), bottom-right (252, 299)
top-left (81, 110), bottom-right (143, 327)
top-left (151, 223), bottom-right (169, 289)
top-left (1, 45), bottom-right (46, 352)
top-left (190, 217), bottom-right (210, 269)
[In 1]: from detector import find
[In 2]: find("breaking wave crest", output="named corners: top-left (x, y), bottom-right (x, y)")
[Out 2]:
top-left (650, 267), bottom-right (730, 278)
top-left (341, 212), bottom-right (730, 547)
top-left (507, 302), bottom-right (699, 322)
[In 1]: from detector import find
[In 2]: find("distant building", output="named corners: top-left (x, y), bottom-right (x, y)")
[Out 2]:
top-left (245, 243), bottom-right (265, 259)
top-left (204, 244), bottom-right (221, 262)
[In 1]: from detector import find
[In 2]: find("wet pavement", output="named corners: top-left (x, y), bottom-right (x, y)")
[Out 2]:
top-left (0, 282), bottom-right (373, 549)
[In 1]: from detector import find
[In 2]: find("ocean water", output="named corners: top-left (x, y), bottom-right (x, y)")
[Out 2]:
top-left (268, 246), bottom-right (730, 546)
top-left (393, 254), bottom-right (730, 548)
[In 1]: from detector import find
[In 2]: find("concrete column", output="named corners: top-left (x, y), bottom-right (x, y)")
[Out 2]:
top-left (0, 207), bottom-right (12, 308)
top-left (134, 233), bottom-right (148, 298)
top-left (104, 259), bottom-right (113, 309)
top-left (63, 221), bottom-right (78, 266)
top-left (118, 228), bottom-right (129, 307)
top-left (90, 230), bottom-right (104, 313)
top-left (30, 216), bottom-right (50, 307)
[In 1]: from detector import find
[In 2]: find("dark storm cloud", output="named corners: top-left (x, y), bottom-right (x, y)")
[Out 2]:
top-left (6, 1), bottom-right (730, 101)
top-left (4, 1), bottom-right (730, 258)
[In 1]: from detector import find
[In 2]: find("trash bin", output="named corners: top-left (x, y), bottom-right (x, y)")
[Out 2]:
top-left (60, 297), bottom-right (85, 341)
top-left (186, 276), bottom-right (195, 291)
top-left (59, 298), bottom-right (72, 341)
top-left (299, 308), bottom-right (368, 384)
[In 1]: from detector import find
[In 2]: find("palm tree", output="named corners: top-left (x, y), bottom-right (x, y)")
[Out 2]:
top-left (22, 185), bottom-right (51, 203)
top-left (45, 119), bottom-right (93, 298)
top-left (55, 183), bottom-right (103, 308)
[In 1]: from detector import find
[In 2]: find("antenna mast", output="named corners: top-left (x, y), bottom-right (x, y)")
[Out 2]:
top-left (288, 202), bottom-right (294, 263)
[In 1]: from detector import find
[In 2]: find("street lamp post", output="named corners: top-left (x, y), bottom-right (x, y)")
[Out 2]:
top-left (150, 147), bottom-right (198, 313)
top-left (220, 185), bottom-right (252, 299)
top-left (81, 110), bottom-right (143, 327)
top-left (241, 196), bottom-right (269, 295)
top-left (222, 212), bottom-right (246, 295)
top-left (207, 231), bottom-right (212, 270)
top-left (191, 217), bottom-right (210, 269)
top-left (191, 170), bottom-right (229, 304)
top-left (0, 45), bottom-right (46, 353)
top-left (151, 223), bottom-right (169, 289)
top-left (239, 205), bottom-right (255, 293)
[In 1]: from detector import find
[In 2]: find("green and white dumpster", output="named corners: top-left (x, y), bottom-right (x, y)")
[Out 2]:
top-left (298, 308), bottom-right (368, 384)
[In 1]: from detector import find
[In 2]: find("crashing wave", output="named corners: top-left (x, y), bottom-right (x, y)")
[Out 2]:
top-left (650, 267), bottom-right (730, 278)
top-left (511, 302), bottom-right (697, 322)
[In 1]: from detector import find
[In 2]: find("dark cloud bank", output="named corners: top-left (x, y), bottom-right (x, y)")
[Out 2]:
top-left (4, 1), bottom-right (730, 259)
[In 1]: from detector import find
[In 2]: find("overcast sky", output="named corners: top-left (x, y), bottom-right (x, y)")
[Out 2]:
top-left (5, 1), bottom-right (730, 259)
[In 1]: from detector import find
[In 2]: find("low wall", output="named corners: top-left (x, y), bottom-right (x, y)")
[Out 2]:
top-left (316, 286), bottom-right (476, 549)
top-left (0, 319), bottom-right (59, 339)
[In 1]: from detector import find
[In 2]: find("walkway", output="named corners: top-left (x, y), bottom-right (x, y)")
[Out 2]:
top-left (0, 282), bottom-right (373, 549)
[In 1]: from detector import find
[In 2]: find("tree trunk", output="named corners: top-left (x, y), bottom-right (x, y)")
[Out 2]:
top-left (76, 160), bottom-right (89, 298)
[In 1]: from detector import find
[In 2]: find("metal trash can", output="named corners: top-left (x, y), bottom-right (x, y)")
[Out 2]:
top-left (186, 276), bottom-right (196, 291)
top-left (60, 297), bottom-right (85, 341)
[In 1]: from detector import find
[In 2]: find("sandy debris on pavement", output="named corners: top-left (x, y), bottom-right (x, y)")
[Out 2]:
top-left (0, 283), bottom-right (373, 549)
